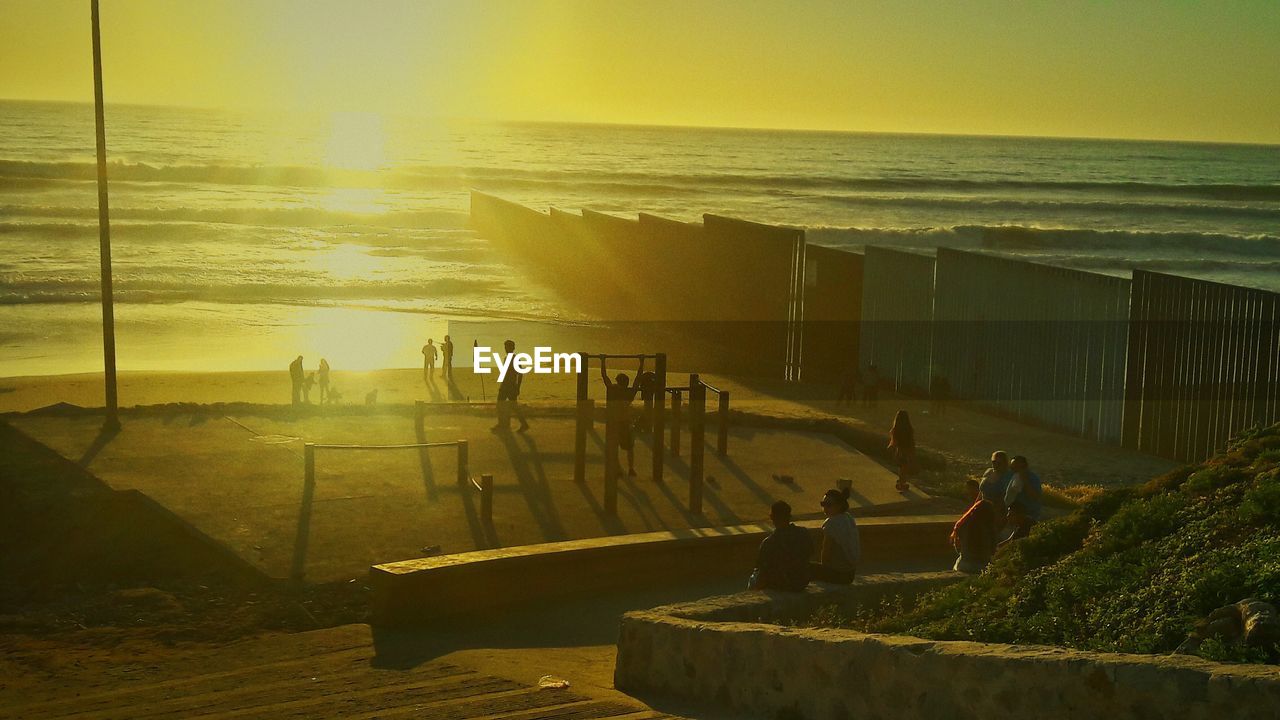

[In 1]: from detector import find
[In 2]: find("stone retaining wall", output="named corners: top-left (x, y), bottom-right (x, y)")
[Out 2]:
top-left (615, 574), bottom-right (1280, 720)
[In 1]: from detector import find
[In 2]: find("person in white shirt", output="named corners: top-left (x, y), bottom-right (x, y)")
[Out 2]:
top-left (809, 487), bottom-right (860, 584)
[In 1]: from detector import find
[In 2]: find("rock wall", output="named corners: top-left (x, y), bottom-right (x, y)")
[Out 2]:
top-left (615, 574), bottom-right (1280, 720)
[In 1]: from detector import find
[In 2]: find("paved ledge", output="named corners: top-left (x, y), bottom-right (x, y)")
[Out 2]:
top-left (615, 574), bottom-right (1280, 720)
top-left (370, 515), bottom-right (957, 626)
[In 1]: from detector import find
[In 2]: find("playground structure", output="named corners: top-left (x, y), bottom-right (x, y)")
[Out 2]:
top-left (571, 352), bottom-right (732, 516)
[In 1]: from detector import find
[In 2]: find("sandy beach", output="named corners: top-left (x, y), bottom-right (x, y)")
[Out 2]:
top-left (1, 367), bottom-right (1177, 491)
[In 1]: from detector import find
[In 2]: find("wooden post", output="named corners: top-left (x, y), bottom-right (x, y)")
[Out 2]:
top-left (456, 440), bottom-right (468, 486)
top-left (291, 443), bottom-right (317, 586)
top-left (90, 0), bottom-right (119, 430)
top-left (479, 474), bottom-right (493, 524)
top-left (669, 390), bottom-right (682, 457)
top-left (604, 410), bottom-right (618, 515)
top-left (574, 352), bottom-right (591, 484)
top-left (651, 353), bottom-right (667, 481)
top-left (717, 390), bottom-right (730, 456)
top-left (689, 374), bottom-right (705, 515)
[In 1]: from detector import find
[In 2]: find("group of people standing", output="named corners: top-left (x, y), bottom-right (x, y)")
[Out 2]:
top-left (950, 451), bottom-right (1043, 573)
top-left (288, 355), bottom-right (332, 406)
top-left (421, 336), bottom-right (455, 381)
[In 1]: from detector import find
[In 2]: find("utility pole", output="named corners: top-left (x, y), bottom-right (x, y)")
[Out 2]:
top-left (91, 0), bottom-right (120, 429)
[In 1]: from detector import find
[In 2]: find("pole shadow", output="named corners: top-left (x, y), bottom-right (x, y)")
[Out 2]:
top-left (77, 421), bottom-right (121, 467)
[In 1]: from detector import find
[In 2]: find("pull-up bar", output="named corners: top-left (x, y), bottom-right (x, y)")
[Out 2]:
top-left (574, 352), bottom-right (668, 512)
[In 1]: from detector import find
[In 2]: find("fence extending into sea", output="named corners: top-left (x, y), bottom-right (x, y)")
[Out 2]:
top-left (471, 191), bottom-right (1280, 462)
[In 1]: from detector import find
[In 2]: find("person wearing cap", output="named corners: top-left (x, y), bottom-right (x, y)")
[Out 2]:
top-left (810, 487), bottom-right (860, 584)
top-left (749, 500), bottom-right (813, 592)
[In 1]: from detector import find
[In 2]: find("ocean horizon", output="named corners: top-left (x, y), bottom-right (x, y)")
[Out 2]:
top-left (4, 99), bottom-right (1279, 377)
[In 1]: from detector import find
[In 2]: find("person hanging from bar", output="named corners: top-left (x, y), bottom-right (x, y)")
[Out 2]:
top-left (601, 356), bottom-right (643, 476)
top-left (632, 359), bottom-right (657, 434)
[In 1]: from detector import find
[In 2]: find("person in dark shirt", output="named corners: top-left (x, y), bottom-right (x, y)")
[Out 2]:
top-left (441, 335), bottom-right (454, 380)
top-left (750, 500), bottom-right (813, 591)
top-left (491, 340), bottom-right (529, 433)
top-left (289, 355), bottom-right (304, 406)
top-left (601, 356), bottom-right (643, 476)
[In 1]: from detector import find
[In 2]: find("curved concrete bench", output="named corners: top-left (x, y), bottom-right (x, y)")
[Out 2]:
top-left (370, 514), bottom-right (957, 626)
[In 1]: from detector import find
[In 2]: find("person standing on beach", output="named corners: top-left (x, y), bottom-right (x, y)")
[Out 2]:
top-left (289, 355), bottom-right (304, 406)
top-left (491, 339), bottom-right (529, 433)
top-left (422, 339), bottom-right (437, 382)
top-left (888, 409), bottom-right (917, 492)
top-left (836, 363), bottom-right (861, 406)
top-left (441, 335), bottom-right (454, 380)
top-left (318, 358), bottom-right (331, 404)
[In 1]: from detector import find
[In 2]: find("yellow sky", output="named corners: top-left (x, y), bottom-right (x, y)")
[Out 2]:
top-left (2, 0), bottom-right (1278, 143)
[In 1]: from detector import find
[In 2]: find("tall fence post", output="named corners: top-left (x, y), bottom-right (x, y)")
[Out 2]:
top-left (604, 410), bottom-right (618, 515)
top-left (291, 443), bottom-right (317, 586)
top-left (479, 474), bottom-right (493, 525)
top-left (651, 353), bottom-right (667, 482)
top-left (717, 390), bottom-right (730, 456)
top-left (689, 374), bottom-right (705, 515)
top-left (669, 390), bottom-right (682, 457)
top-left (574, 352), bottom-right (591, 483)
top-left (456, 440), bottom-right (468, 486)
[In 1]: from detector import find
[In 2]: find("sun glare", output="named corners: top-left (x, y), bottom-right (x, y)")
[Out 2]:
top-left (324, 112), bottom-right (387, 171)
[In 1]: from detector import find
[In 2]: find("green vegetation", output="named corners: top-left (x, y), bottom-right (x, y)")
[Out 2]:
top-left (830, 423), bottom-right (1280, 663)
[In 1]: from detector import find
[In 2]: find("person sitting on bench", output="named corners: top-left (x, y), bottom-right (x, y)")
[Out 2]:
top-left (749, 500), bottom-right (813, 591)
top-left (809, 487), bottom-right (860, 584)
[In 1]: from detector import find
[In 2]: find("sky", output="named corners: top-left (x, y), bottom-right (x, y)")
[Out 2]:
top-left (1, 0), bottom-right (1278, 143)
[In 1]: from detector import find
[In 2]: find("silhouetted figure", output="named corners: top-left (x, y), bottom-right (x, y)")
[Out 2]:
top-left (289, 355), bottom-right (304, 406)
top-left (809, 488), bottom-right (859, 584)
top-left (999, 455), bottom-right (1042, 547)
top-left (422, 339), bottom-right (437, 382)
top-left (863, 364), bottom-right (881, 407)
top-left (632, 360), bottom-right (656, 432)
top-left (302, 372), bottom-right (316, 404)
top-left (888, 409), bottom-right (917, 492)
top-left (491, 339), bottom-right (529, 433)
top-left (836, 363), bottom-right (861, 406)
top-left (749, 500), bottom-right (813, 591)
top-left (951, 479), bottom-right (997, 573)
top-left (318, 358), bottom-right (331, 404)
top-left (601, 357), bottom-right (642, 476)
top-left (441, 335), bottom-right (454, 380)
top-left (930, 374), bottom-right (951, 416)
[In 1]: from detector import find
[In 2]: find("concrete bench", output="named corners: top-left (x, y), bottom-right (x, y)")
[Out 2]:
top-left (370, 514), bottom-right (957, 626)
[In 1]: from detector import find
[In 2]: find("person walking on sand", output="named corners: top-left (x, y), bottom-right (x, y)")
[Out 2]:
top-left (601, 356), bottom-right (643, 476)
top-left (289, 355), bottom-right (304, 406)
top-left (491, 339), bottom-right (530, 433)
top-left (422, 339), bottom-right (437, 382)
top-left (317, 358), bottom-right (331, 404)
top-left (888, 409), bottom-right (917, 492)
top-left (441, 335), bottom-right (454, 380)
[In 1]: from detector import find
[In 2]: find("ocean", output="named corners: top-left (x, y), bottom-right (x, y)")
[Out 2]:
top-left (2, 99), bottom-right (1278, 377)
